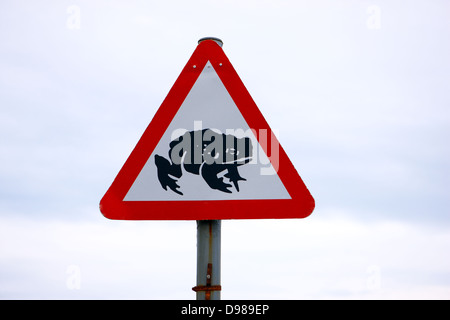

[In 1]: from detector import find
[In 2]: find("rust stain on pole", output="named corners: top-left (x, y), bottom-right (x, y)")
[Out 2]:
top-left (193, 220), bottom-right (221, 300)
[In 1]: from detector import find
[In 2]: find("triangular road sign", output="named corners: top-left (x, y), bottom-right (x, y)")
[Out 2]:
top-left (100, 39), bottom-right (314, 220)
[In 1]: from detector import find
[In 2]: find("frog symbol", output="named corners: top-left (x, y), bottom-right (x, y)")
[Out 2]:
top-left (154, 129), bottom-right (253, 195)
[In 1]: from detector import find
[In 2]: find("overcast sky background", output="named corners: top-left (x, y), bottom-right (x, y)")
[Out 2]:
top-left (1, 0), bottom-right (449, 299)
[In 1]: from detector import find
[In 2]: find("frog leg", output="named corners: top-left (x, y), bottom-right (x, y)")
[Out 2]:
top-left (201, 163), bottom-right (232, 193)
top-left (224, 165), bottom-right (246, 192)
top-left (155, 154), bottom-right (183, 195)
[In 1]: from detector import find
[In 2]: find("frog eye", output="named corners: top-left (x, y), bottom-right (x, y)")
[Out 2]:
top-left (227, 148), bottom-right (239, 156)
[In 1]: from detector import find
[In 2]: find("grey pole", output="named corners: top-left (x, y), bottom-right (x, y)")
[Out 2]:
top-left (191, 37), bottom-right (223, 300)
top-left (193, 220), bottom-right (221, 300)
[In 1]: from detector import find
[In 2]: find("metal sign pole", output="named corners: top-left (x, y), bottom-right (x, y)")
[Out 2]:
top-left (193, 220), bottom-right (221, 300)
top-left (192, 37), bottom-right (223, 301)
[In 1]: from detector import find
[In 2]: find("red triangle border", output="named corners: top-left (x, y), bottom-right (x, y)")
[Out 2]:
top-left (100, 40), bottom-right (314, 220)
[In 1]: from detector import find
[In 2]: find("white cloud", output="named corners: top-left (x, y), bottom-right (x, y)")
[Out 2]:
top-left (1, 213), bottom-right (449, 299)
top-left (0, 214), bottom-right (196, 299)
top-left (221, 215), bottom-right (450, 299)
top-left (1, 0), bottom-right (449, 300)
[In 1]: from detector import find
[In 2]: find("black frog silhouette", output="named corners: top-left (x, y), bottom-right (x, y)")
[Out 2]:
top-left (155, 129), bottom-right (253, 195)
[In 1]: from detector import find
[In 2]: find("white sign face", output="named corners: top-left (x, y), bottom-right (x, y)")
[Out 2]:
top-left (124, 61), bottom-right (291, 201)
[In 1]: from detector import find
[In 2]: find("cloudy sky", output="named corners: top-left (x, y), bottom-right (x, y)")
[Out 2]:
top-left (1, 0), bottom-right (449, 299)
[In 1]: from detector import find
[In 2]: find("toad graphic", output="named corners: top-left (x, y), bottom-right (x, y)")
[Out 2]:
top-left (155, 129), bottom-right (253, 195)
